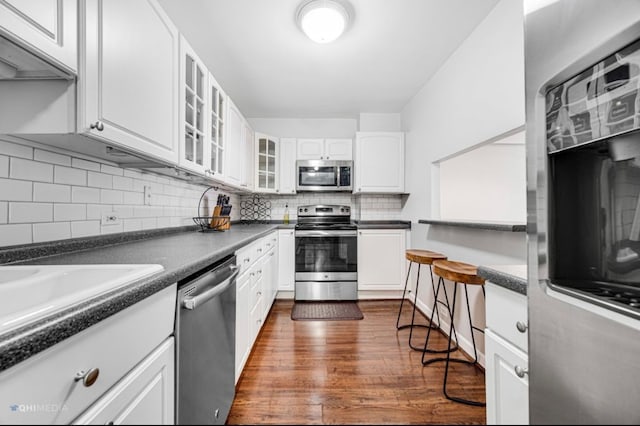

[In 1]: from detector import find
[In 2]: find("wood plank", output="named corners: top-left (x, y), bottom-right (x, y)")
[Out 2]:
top-left (228, 299), bottom-right (486, 424)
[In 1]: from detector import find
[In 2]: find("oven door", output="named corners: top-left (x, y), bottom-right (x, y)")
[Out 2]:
top-left (295, 230), bottom-right (357, 281)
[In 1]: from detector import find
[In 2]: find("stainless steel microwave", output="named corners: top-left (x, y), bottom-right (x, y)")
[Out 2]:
top-left (296, 160), bottom-right (353, 192)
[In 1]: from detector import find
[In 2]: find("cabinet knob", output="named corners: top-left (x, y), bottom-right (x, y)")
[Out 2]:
top-left (270, 252), bottom-right (275, 257)
top-left (516, 321), bottom-right (528, 333)
top-left (90, 121), bottom-right (105, 131)
top-left (75, 368), bottom-right (100, 387)
top-left (514, 365), bottom-right (528, 378)
top-left (276, 189), bottom-right (279, 193)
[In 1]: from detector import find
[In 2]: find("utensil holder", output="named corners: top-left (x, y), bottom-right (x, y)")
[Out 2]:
top-left (210, 205), bottom-right (231, 231)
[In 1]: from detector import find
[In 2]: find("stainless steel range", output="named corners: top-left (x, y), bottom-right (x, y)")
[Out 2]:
top-left (294, 205), bottom-right (357, 301)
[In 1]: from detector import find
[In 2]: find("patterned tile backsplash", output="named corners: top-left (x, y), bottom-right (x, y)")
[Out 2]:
top-left (242, 193), bottom-right (403, 222)
top-left (0, 138), bottom-right (240, 247)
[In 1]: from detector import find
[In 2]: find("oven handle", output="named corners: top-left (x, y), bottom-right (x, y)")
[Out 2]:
top-left (295, 230), bottom-right (357, 237)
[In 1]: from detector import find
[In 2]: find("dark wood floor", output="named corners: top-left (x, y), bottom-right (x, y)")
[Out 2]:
top-left (227, 299), bottom-right (486, 425)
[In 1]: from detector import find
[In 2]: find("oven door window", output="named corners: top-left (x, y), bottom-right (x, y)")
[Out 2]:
top-left (295, 235), bottom-right (357, 273)
top-left (298, 166), bottom-right (337, 187)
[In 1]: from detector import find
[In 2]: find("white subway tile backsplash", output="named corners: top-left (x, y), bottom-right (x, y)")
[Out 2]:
top-left (71, 186), bottom-right (100, 204)
top-left (33, 183), bottom-right (71, 203)
top-left (100, 222), bottom-right (124, 235)
top-left (123, 218), bottom-right (142, 232)
top-left (87, 171), bottom-right (113, 189)
top-left (54, 165), bottom-right (87, 186)
top-left (0, 202), bottom-right (6, 223)
top-left (123, 169), bottom-right (143, 180)
top-left (142, 218), bottom-right (157, 229)
top-left (113, 206), bottom-right (134, 218)
top-left (100, 164), bottom-right (124, 176)
top-left (100, 189), bottom-right (124, 204)
top-left (123, 191), bottom-right (144, 205)
top-left (0, 224), bottom-right (32, 246)
top-left (71, 220), bottom-right (100, 238)
top-left (87, 204), bottom-right (112, 220)
top-left (0, 178), bottom-right (32, 201)
top-left (113, 176), bottom-right (134, 191)
top-left (33, 222), bottom-right (71, 243)
top-left (34, 149), bottom-right (71, 166)
top-left (9, 202), bottom-right (53, 223)
top-left (0, 155), bottom-right (8, 178)
top-left (0, 140), bottom-right (32, 159)
top-left (54, 204), bottom-right (86, 221)
top-left (71, 158), bottom-right (101, 171)
top-left (10, 158), bottom-right (53, 182)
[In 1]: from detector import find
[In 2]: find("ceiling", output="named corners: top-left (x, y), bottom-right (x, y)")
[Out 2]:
top-left (157, 0), bottom-right (500, 119)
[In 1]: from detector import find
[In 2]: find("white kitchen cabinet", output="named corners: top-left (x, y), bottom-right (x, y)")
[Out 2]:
top-left (242, 119), bottom-right (254, 190)
top-left (279, 138), bottom-right (297, 194)
top-left (0, 0), bottom-right (77, 74)
top-left (177, 34), bottom-right (207, 173)
top-left (73, 337), bottom-right (174, 425)
top-left (208, 72), bottom-right (225, 178)
top-left (357, 229), bottom-right (407, 290)
top-left (266, 234), bottom-right (279, 306)
top-left (80, 0), bottom-right (180, 165)
top-left (255, 132), bottom-right (279, 193)
top-left (353, 132), bottom-right (405, 193)
top-left (485, 282), bottom-right (529, 425)
top-left (0, 284), bottom-right (176, 425)
top-left (297, 138), bottom-right (352, 160)
top-left (225, 97), bottom-right (243, 186)
top-left (277, 229), bottom-right (295, 292)
top-left (235, 268), bottom-right (252, 384)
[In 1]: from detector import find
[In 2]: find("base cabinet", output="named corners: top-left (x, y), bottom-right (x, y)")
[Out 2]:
top-left (73, 338), bottom-right (175, 425)
top-left (357, 229), bottom-right (406, 290)
top-left (277, 229), bottom-right (295, 291)
top-left (485, 282), bottom-right (529, 425)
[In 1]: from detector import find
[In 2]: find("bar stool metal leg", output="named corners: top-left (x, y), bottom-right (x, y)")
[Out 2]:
top-left (395, 261), bottom-right (413, 330)
top-left (421, 277), bottom-right (460, 364)
top-left (442, 282), bottom-right (485, 406)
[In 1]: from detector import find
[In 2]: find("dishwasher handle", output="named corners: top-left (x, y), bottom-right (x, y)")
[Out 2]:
top-left (182, 267), bottom-right (239, 310)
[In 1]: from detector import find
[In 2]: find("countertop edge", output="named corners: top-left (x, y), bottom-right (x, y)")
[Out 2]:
top-left (0, 225), bottom-right (280, 372)
top-left (418, 219), bottom-right (526, 232)
top-left (354, 220), bottom-right (411, 229)
top-left (477, 265), bottom-right (528, 295)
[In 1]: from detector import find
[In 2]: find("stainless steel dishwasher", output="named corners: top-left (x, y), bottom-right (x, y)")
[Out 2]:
top-left (175, 254), bottom-right (238, 425)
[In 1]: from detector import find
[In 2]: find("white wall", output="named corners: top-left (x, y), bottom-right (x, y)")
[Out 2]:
top-left (439, 142), bottom-right (526, 222)
top-left (359, 113), bottom-right (402, 132)
top-left (400, 0), bottom-right (526, 366)
top-left (247, 118), bottom-right (357, 138)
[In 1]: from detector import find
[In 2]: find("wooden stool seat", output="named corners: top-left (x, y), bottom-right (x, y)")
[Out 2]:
top-left (432, 260), bottom-right (485, 285)
top-left (405, 249), bottom-right (447, 265)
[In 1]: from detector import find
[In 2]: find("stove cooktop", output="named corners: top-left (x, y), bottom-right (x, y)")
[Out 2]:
top-left (295, 222), bottom-right (356, 231)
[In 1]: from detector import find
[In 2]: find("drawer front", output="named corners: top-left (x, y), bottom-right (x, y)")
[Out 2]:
top-left (485, 282), bottom-right (528, 353)
top-left (0, 285), bottom-right (176, 425)
top-left (235, 243), bottom-right (256, 276)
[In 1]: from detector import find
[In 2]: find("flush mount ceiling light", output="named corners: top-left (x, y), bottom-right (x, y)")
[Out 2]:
top-left (296, 0), bottom-right (351, 44)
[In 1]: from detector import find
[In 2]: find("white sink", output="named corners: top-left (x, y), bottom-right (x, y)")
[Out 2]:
top-left (0, 264), bottom-right (164, 334)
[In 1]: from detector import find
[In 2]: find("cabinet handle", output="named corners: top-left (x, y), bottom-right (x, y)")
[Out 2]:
top-left (270, 252), bottom-right (275, 257)
top-left (75, 368), bottom-right (100, 387)
top-left (266, 242), bottom-right (271, 246)
top-left (326, 156), bottom-right (330, 159)
top-left (244, 258), bottom-right (250, 263)
top-left (276, 189), bottom-right (279, 193)
top-left (258, 269), bottom-right (262, 274)
top-left (514, 365), bottom-right (528, 378)
top-left (257, 248), bottom-right (262, 253)
top-left (90, 121), bottom-right (104, 131)
top-left (516, 321), bottom-right (528, 333)
top-left (257, 291), bottom-right (262, 296)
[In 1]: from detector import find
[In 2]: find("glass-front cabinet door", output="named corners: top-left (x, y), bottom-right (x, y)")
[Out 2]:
top-left (179, 35), bottom-right (208, 174)
top-left (255, 132), bottom-right (279, 193)
top-left (209, 73), bottom-right (225, 178)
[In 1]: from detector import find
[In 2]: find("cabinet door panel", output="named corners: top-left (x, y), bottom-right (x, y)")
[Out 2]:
top-left (235, 272), bottom-right (251, 383)
top-left (225, 99), bottom-right (243, 185)
top-left (357, 229), bottom-right (406, 290)
top-left (279, 138), bottom-right (297, 194)
top-left (324, 138), bottom-right (352, 160)
top-left (82, 0), bottom-right (179, 164)
top-left (0, 0), bottom-right (77, 72)
top-left (355, 133), bottom-right (404, 193)
top-left (485, 329), bottom-right (529, 425)
top-left (277, 230), bottom-right (295, 291)
top-left (297, 138), bottom-right (324, 160)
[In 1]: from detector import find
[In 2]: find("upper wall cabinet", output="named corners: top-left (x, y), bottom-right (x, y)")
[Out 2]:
top-left (255, 132), bottom-right (279, 193)
top-left (80, 0), bottom-right (180, 164)
top-left (353, 132), bottom-right (405, 194)
top-left (297, 138), bottom-right (352, 161)
top-left (177, 34), bottom-right (207, 173)
top-left (0, 0), bottom-right (77, 74)
top-left (241, 119), bottom-right (254, 191)
top-left (225, 97), bottom-right (244, 187)
top-left (279, 138), bottom-right (297, 194)
top-left (208, 72), bottom-right (225, 178)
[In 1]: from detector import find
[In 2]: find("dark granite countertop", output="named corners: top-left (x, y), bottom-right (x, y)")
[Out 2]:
top-left (0, 223), bottom-right (279, 372)
top-left (477, 265), bottom-right (527, 295)
top-left (419, 219), bottom-right (526, 232)
top-left (354, 220), bottom-right (411, 229)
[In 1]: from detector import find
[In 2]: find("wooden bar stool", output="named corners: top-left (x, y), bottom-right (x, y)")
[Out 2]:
top-left (396, 249), bottom-right (453, 352)
top-left (424, 259), bottom-right (486, 407)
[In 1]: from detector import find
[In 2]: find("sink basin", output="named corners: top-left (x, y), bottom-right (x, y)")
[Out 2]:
top-left (0, 264), bottom-right (164, 334)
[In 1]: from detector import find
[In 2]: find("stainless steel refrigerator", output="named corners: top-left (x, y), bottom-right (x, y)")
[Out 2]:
top-left (525, 0), bottom-right (640, 423)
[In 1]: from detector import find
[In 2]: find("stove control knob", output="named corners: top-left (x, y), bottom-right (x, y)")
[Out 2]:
top-left (304, 208), bottom-right (308, 212)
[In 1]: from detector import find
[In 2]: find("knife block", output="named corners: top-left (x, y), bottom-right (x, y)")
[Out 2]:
top-left (210, 205), bottom-right (231, 231)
